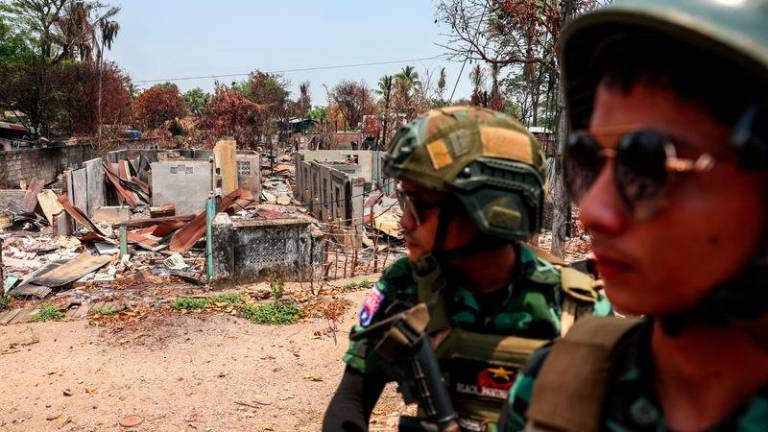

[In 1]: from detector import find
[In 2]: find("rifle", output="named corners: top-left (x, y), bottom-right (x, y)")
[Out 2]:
top-left (350, 303), bottom-right (461, 432)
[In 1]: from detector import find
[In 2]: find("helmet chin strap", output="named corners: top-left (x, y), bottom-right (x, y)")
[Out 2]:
top-left (411, 198), bottom-right (511, 279)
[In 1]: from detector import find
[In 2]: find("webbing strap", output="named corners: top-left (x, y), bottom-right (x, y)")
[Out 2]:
top-left (526, 317), bottom-right (642, 432)
top-left (560, 267), bottom-right (599, 304)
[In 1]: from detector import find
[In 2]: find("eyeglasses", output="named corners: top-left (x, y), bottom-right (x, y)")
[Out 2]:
top-left (395, 184), bottom-right (441, 226)
top-left (564, 128), bottom-right (719, 221)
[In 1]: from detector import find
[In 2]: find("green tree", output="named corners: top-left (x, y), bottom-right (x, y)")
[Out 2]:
top-left (393, 65), bottom-right (426, 121)
top-left (0, 8), bottom-right (34, 60)
top-left (307, 106), bottom-right (327, 123)
top-left (376, 75), bottom-right (393, 148)
top-left (184, 87), bottom-right (209, 117)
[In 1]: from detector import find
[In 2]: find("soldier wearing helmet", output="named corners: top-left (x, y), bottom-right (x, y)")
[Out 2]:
top-left (500, 1), bottom-right (768, 431)
top-left (322, 106), bottom-right (610, 431)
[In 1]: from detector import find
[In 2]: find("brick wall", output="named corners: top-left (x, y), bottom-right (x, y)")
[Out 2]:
top-left (0, 144), bottom-right (97, 188)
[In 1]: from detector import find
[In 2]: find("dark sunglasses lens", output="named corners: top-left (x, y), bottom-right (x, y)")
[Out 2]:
top-left (615, 131), bottom-right (669, 220)
top-left (565, 132), bottom-right (604, 203)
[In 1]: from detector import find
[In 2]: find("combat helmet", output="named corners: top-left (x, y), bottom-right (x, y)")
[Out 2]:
top-left (560, 0), bottom-right (768, 132)
top-left (384, 106), bottom-right (546, 242)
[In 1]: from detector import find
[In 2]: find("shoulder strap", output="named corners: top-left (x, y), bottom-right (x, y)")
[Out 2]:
top-left (526, 316), bottom-right (642, 432)
top-left (559, 267), bottom-right (601, 336)
top-left (414, 265), bottom-right (452, 334)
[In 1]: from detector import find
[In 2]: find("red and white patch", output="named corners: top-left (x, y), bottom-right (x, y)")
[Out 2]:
top-left (358, 286), bottom-right (384, 327)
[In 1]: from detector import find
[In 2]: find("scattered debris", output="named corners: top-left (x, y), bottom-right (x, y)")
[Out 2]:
top-left (169, 188), bottom-right (254, 254)
top-left (163, 253), bottom-right (188, 270)
top-left (12, 253), bottom-right (112, 298)
top-left (36, 190), bottom-right (63, 225)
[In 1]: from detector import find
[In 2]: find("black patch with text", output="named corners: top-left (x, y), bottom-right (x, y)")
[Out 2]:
top-left (449, 358), bottom-right (518, 402)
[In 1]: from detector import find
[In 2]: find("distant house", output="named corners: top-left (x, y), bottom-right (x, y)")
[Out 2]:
top-left (283, 117), bottom-right (317, 134)
top-left (529, 126), bottom-right (556, 157)
top-left (0, 111), bottom-right (35, 151)
top-left (331, 131), bottom-right (364, 149)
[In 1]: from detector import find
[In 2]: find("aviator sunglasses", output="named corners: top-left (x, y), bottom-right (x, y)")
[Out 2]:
top-left (395, 183), bottom-right (443, 226)
top-left (564, 128), bottom-right (720, 221)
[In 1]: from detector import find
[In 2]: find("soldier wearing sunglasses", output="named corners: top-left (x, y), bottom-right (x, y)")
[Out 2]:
top-left (322, 106), bottom-right (611, 431)
top-left (500, 1), bottom-right (768, 431)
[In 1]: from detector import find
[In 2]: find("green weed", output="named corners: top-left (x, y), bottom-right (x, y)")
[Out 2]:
top-left (32, 304), bottom-right (64, 322)
top-left (209, 293), bottom-right (242, 305)
top-left (237, 303), bottom-right (303, 325)
top-left (89, 306), bottom-right (117, 316)
top-left (269, 273), bottom-right (285, 301)
top-left (0, 294), bottom-right (13, 310)
top-left (171, 297), bottom-right (208, 310)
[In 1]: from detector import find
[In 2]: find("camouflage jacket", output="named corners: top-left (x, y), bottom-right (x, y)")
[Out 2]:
top-left (499, 319), bottom-right (768, 432)
top-left (343, 244), bottom-right (612, 375)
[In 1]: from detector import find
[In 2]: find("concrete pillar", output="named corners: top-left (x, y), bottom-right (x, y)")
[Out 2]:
top-left (211, 212), bottom-right (235, 288)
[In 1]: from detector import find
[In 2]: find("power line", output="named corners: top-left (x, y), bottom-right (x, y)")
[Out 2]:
top-left (135, 55), bottom-right (445, 85)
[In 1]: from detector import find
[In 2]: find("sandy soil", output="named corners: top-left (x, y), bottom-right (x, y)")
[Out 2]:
top-left (0, 290), bottom-right (411, 432)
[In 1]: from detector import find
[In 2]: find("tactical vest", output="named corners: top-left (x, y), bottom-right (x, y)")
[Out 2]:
top-left (414, 262), bottom-right (600, 432)
top-left (524, 317), bottom-right (642, 432)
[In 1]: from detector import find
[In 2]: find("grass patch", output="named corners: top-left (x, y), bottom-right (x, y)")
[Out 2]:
top-left (0, 294), bottom-right (13, 311)
top-left (171, 297), bottom-right (208, 310)
top-left (89, 306), bottom-right (117, 316)
top-left (32, 304), bottom-right (64, 322)
top-left (343, 282), bottom-right (357, 291)
top-left (209, 293), bottom-right (242, 305)
top-left (358, 279), bottom-right (371, 289)
top-left (169, 292), bottom-right (303, 325)
top-left (237, 302), bottom-right (303, 325)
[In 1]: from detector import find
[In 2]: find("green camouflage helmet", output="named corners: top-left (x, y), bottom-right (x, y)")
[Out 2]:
top-left (561, 0), bottom-right (768, 130)
top-left (383, 106), bottom-right (546, 241)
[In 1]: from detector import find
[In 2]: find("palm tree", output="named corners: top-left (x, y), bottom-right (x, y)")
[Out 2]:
top-left (96, 13), bottom-right (120, 146)
top-left (297, 81), bottom-right (311, 116)
top-left (435, 67), bottom-right (447, 106)
top-left (394, 65), bottom-right (422, 121)
top-left (376, 75), bottom-right (393, 150)
top-left (396, 65), bottom-right (421, 89)
top-left (52, 2), bottom-right (120, 145)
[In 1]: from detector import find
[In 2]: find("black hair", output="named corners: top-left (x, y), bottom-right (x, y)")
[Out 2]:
top-left (593, 35), bottom-right (766, 130)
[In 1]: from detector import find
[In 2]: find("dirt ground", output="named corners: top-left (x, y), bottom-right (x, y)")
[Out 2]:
top-left (0, 289), bottom-right (412, 432)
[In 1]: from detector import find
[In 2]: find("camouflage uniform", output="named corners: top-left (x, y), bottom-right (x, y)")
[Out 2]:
top-left (344, 248), bottom-right (612, 375)
top-left (323, 107), bottom-right (613, 431)
top-left (344, 249), bottom-right (611, 431)
top-left (500, 321), bottom-right (768, 431)
top-left (324, 106), bottom-right (613, 431)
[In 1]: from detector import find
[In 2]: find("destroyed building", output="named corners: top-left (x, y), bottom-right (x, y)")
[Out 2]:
top-left (293, 150), bottom-right (392, 225)
top-left (0, 140), bottom-right (330, 317)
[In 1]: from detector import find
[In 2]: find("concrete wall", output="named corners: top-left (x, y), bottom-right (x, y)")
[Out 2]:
top-left (295, 159), bottom-right (365, 225)
top-left (151, 160), bottom-right (212, 216)
top-left (235, 153), bottom-right (261, 198)
top-left (107, 148), bottom-right (209, 163)
top-left (212, 214), bottom-right (325, 285)
top-left (0, 144), bottom-right (97, 188)
top-left (296, 150), bottom-right (382, 182)
top-left (108, 148), bottom-right (261, 199)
